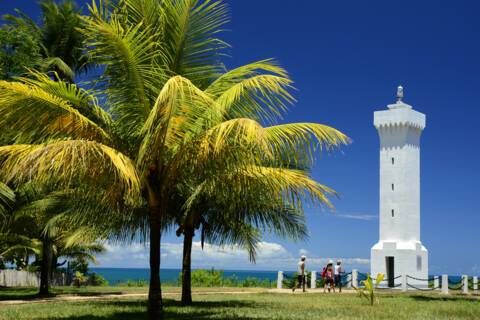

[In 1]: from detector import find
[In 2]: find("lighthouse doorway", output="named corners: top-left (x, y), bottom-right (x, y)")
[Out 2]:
top-left (386, 256), bottom-right (395, 287)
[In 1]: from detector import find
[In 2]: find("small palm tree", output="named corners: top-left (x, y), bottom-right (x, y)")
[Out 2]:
top-left (355, 273), bottom-right (385, 306)
top-left (0, 184), bottom-right (106, 295)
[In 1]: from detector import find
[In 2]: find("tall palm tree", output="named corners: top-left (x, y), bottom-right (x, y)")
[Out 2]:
top-left (174, 59), bottom-right (344, 303)
top-left (0, 1), bottom-right (348, 318)
top-left (4, 0), bottom-right (90, 81)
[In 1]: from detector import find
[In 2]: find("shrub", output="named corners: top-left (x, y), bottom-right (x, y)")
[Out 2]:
top-left (73, 271), bottom-right (88, 288)
top-left (179, 269), bottom-right (274, 288)
top-left (88, 272), bottom-right (109, 286)
top-left (190, 269), bottom-right (224, 287)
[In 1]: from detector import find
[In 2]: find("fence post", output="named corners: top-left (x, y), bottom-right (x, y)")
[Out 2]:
top-left (352, 269), bottom-right (358, 288)
top-left (441, 274), bottom-right (448, 294)
top-left (310, 271), bottom-right (316, 289)
top-left (402, 274), bottom-right (407, 292)
top-left (277, 271), bottom-right (283, 289)
top-left (434, 276), bottom-right (439, 290)
top-left (462, 275), bottom-right (468, 294)
top-left (347, 273), bottom-right (352, 288)
top-left (473, 276), bottom-right (478, 291)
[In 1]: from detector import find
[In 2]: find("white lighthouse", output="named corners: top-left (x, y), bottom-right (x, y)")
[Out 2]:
top-left (370, 86), bottom-right (428, 287)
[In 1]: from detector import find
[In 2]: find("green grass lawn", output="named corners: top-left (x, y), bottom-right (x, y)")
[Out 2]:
top-left (1, 288), bottom-right (479, 319)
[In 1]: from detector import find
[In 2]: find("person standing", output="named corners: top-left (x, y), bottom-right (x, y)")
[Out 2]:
top-left (292, 255), bottom-right (306, 292)
top-left (323, 260), bottom-right (335, 293)
top-left (334, 260), bottom-right (344, 292)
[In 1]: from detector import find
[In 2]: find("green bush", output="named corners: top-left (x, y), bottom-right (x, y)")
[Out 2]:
top-left (87, 272), bottom-right (109, 286)
top-left (179, 269), bottom-right (274, 288)
top-left (191, 269), bottom-right (224, 287)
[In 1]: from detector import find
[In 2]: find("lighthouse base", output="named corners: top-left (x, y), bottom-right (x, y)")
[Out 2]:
top-left (371, 240), bottom-right (428, 288)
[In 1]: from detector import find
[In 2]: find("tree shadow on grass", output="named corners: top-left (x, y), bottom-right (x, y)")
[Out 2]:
top-left (0, 288), bottom-right (38, 300)
top-left (165, 299), bottom-right (261, 308)
top-left (35, 298), bottom-right (263, 320)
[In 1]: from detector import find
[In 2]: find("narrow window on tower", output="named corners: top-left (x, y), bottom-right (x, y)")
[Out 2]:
top-left (391, 183), bottom-right (394, 191)
top-left (416, 256), bottom-right (422, 271)
top-left (391, 209), bottom-right (394, 217)
top-left (391, 157), bottom-right (394, 165)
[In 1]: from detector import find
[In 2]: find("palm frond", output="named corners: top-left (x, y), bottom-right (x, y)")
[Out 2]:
top-left (185, 165), bottom-right (336, 219)
top-left (0, 182), bottom-right (15, 217)
top-left (19, 70), bottom-right (112, 128)
top-left (214, 74), bottom-right (294, 123)
top-left (81, 9), bottom-right (168, 137)
top-left (203, 218), bottom-right (260, 262)
top-left (138, 75), bottom-right (218, 170)
top-left (162, 0), bottom-right (230, 85)
top-left (0, 80), bottom-right (111, 143)
top-left (200, 119), bottom-right (349, 166)
top-left (207, 59), bottom-right (293, 123)
top-left (0, 141), bottom-right (141, 206)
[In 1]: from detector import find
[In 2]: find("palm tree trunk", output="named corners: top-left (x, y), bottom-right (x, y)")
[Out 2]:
top-left (181, 226), bottom-right (194, 305)
top-left (148, 205), bottom-right (163, 320)
top-left (39, 237), bottom-right (52, 296)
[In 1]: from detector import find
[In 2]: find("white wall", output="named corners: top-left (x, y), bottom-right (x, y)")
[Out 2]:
top-left (0, 270), bottom-right (67, 287)
top-left (371, 103), bottom-right (428, 285)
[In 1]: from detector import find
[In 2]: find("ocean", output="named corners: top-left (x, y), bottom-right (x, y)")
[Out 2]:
top-left (90, 268), bottom-right (464, 285)
top-left (90, 268), bottom-right (280, 285)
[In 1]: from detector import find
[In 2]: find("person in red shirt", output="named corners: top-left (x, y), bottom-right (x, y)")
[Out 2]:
top-left (323, 260), bottom-right (335, 293)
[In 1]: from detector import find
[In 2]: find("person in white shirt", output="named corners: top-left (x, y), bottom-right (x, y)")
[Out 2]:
top-left (334, 260), bottom-right (343, 292)
top-left (292, 255), bottom-right (306, 292)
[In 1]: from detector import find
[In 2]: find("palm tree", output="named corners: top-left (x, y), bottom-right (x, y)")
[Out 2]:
top-left (0, 1), bottom-right (348, 318)
top-left (173, 58), bottom-right (346, 303)
top-left (0, 184), bottom-right (106, 295)
top-left (4, 0), bottom-right (90, 81)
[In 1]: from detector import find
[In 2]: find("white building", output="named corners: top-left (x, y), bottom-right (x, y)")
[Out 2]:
top-left (370, 86), bottom-right (428, 287)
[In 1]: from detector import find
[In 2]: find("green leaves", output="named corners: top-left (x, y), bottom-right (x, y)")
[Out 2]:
top-left (0, 77), bottom-right (111, 144)
top-left (356, 273), bottom-right (385, 306)
top-left (0, 182), bottom-right (15, 221)
top-left (0, 141), bottom-right (141, 207)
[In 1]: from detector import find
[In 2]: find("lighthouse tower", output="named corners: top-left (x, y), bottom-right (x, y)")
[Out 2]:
top-left (370, 86), bottom-right (428, 287)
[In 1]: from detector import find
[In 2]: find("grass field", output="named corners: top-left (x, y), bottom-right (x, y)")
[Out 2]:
top-left (1, 287), bottom-right (479, 319)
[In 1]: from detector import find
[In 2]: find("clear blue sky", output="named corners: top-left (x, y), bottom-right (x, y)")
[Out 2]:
top-left (3, 0), bottom-right (479, 275)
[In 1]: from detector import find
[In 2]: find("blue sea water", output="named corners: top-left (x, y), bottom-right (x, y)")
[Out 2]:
top-left (90, 268), bottom-right (463, 285)
top-left (90, 268), bottom-right (279, 285)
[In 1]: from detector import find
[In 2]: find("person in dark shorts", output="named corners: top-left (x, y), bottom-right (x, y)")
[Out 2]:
top-left (334, 260), bottom-right (344, 292)
top-left (292, 255), bottom-right (306, 292)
